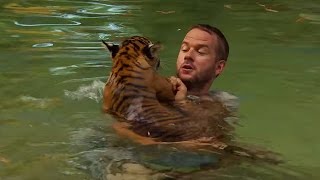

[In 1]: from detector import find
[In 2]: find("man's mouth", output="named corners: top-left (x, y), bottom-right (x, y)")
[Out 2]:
top-left (181, 64), bottom-right (195, 71)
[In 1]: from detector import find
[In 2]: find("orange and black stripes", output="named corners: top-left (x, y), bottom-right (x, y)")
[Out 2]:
top-left (102, 36), bottom-right (198, 141)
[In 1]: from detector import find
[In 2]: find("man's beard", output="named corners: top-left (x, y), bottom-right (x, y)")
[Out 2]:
top-left (177, 70), bottom-right (212, 92)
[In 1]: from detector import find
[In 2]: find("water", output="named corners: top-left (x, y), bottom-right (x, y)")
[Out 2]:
top-left (0, 0), bottom-right (319, 179)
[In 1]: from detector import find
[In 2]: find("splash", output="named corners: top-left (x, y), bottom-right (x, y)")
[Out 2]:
top-left (211, 91), bottom-right (239, 112)
top-left (64, 80), bottom-right (105, 102)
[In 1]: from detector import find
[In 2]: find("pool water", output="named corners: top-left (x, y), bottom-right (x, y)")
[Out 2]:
top-left (0, 0), bottom-right (319, 179)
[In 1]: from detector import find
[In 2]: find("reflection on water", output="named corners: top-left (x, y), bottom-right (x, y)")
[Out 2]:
top-left (299, 13), bottom-right (320, 24)
top-left (0, 0), bottom-right (320, 179)
top-left (32, 42), bottom-right (54, 48)
top-left (14, 19), bottom-right (81, 27)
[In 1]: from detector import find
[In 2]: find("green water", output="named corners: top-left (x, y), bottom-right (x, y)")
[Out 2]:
top-left (0, 0), bottom-right (319, 179)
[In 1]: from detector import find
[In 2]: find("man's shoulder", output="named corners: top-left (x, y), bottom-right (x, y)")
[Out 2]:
top-left (209, 90), bottom-right (239, 112)
top-left (186, 90), bottom-right (239, 112)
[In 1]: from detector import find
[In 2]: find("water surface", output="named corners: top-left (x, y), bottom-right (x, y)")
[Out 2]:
top-left (0, 0), bottom-right (320, 179)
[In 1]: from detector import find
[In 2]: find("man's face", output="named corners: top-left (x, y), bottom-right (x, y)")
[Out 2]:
top-left (176, 28), bottom-right (225, 87)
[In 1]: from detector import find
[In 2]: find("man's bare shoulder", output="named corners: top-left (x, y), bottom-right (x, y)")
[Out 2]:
top-left (209, 90), bottom-right (239, 112)
top-left (186, 90), bottom-right (239, 112)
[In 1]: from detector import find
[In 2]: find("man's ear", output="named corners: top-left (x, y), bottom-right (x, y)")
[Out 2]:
top-left (149, 42), bottom-right (162, 55)
top-left (215, 60), bottom-right (226, 77)
top-left (144, 43), bottom-right (162, 59)
top-left (102, 40), bottom-right (119, 58)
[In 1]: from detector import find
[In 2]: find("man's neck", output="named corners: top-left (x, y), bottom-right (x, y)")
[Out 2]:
top-left (184, 80), bottom-right (211, 95)
top-left (187, 87), bottom-right (210, 97)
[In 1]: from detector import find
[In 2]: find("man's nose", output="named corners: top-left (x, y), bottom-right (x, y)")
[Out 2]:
top-left (184, 49), bottom-right (195, 61)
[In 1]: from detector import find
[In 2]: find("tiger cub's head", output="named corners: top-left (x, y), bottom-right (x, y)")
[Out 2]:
top-left (102, 36), bottom-right (161, 70)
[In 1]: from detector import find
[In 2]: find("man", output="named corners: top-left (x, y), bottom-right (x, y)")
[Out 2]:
top-left (171, 24), bottom-right (229, 101)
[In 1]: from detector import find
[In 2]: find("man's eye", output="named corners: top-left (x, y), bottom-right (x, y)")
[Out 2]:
top-left (198, 48), bottom-right (208, 55)
top-left (181, 45), bottom-right (188, 52)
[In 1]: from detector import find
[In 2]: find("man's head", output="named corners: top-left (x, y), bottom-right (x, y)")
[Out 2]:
top-left (176, 24), bottom-right (229, 94)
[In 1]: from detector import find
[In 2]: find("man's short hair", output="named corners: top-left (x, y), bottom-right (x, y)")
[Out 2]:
top-left (190, 24), bottom-right (229, 61)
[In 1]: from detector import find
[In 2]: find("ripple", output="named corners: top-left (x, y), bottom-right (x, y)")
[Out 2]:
top-left (59, 13), bottom-right (81, 19)
top-left (76, 4), bottom-right (133, 15)
top-left (107, 23), bottom-right (122, 31)
top-left (14, 20), bottom-right (81, 27)
top-left (32, 43), bottom-right (54, 48)
top-left (299, 13), bottom-right (320, 24)
top-left (10, 35), bottom-right (20, 38)
top-left (59, 76), bottom-right (106, 84)
top-left (49, 61), bottom-right (110, 76)
top-left (98, 33), bottom-right (111, 40)
top-left (49, 65), bottom-right (77, 75)
top-left (310, 21), bottom-right (320, 25)
top-left (18, 95), bottom-right (61, 109)
top-left (59, 47), bottom-right (104, 50)
top-left (57, 13), bottom-right (110, 19)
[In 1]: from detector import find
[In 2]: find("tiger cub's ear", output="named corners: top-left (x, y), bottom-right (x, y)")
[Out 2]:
top-left (102, 40), bottom-right (119, 58)
top-left (144, 43), bottom-right (162, 59)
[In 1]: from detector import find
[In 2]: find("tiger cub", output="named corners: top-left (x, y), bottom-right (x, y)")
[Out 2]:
top-left (102, 36), bottom-right (233, 143)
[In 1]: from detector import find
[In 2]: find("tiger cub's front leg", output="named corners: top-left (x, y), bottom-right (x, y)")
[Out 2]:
top-left (152, 74), bottom-right (176, 102)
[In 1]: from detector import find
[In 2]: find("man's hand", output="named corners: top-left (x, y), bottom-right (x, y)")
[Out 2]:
top-left (169, 76), bottom-right (187, 101)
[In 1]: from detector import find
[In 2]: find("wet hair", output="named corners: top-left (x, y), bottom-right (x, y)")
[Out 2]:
top-left (190, 24), bottom-right (229, 61)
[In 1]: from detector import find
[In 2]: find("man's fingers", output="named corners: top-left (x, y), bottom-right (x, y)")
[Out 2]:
top-left (169, 76), bottom-right (178, 91)
top-left (168, 76), bottom-right (187, 101)
top-left (175, 78), bottom-right (186, 90)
